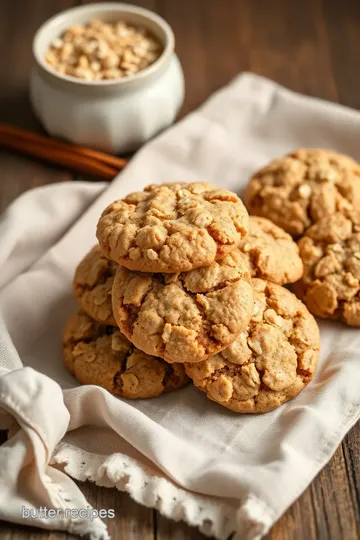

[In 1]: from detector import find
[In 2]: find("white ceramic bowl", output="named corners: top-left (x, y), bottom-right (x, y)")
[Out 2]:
top-left (31, 3), bottom-right (185, 153)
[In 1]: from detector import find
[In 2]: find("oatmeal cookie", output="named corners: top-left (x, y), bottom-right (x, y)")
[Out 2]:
top-left (111, 250), bottom-right (254, 364)
top-left (295, 211), bottom-right (360, 326)
top-left (244, 149), bottom-right (360, 236)
top-left (63, 311), bottom-right (189, 398)
top-left (185, 279), bottom-right (320, 413)
top-left (97, 182), bottom-right (249, 273)
top-left (238, 216), bottom-right (303, 284)
top-left (73, 245), bottom-right (117, 326)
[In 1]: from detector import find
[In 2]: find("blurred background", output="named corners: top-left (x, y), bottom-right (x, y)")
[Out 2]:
top-left (1, 0), bottom-right (359, 126)
top-left (0, 1), bottom-right (359, 539)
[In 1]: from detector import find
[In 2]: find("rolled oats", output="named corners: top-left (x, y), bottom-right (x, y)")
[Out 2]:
top-left (45, 18), bottom-right (163, 81)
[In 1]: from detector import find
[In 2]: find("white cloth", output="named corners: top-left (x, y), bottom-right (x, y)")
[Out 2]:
top-left (0, 73), bottom-right (360, 540)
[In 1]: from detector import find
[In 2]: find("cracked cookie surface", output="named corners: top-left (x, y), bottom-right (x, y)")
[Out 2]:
top-left (244, 149), bottom-right (360, 236)
top-left (185, 279), bottom-right (320, 413)
top-left (97, 182), bottom-right (249, 273)
top-left (63, 311), bottom-right (189, 398)
top-left (238, 216), bottom-right (303, 284)
top-left (295, 211), bottom-right (360, 326)
top-left (111, 250), bottom-right (254, 364)
top-left (73, 245), bottom-right (117, 326)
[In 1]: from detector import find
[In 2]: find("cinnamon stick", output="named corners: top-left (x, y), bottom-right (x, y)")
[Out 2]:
top-left (0, 133), bottom-right (119, 180)
top-left (0, 123), bottom-right (128, 170)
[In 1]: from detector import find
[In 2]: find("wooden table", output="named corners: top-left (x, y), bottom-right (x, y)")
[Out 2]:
top-left (1, 1), bottom-right (359, 539)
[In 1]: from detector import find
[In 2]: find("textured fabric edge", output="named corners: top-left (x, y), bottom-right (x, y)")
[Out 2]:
top-left (51, 442), bottom-right (274, 540)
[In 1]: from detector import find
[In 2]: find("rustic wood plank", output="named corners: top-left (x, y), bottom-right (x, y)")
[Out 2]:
top-left (0, 150), bottom-right (73, 212)
top-left (246, 0), bottom-right (338, 102)
top-left (155, 512), bottom-right (207, 540)
top-left (321, 0), bottom-right (360, 109)
top-left (0, 0), bottom-right (77, 128)
top-left (269, 494), bottom-right (317, 540)
top-left (310, 444), bottom-right (358, 540)
top-left (0, 521), bottom-right (76, 540)
top-left (342, 428), bottom-right (360, 527)
top-left (268, 443), bottom-right (359, 540)
top-left (76, 481), bottom-right (154, 540)
top-left (81, 0), bottom-right (158, 9)
top-left (0, 482), bottom-right (155, 540)
top-left (158, 0), bottom-right (338, 116)
top-left (0, 0), bottom-right (77, 209)
top-left (157, 0), bottom-right (221, 116)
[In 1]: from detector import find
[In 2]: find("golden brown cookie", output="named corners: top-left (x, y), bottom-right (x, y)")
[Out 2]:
top-left (295, 211), bottom-right (360, 326)
top-left (96, 182), bottom-right (249, 273)
top-left (63, 311), bottom-right (189, 398)
top-left (238, 216), bottom-right (303, 284)
top-left (73, 245), bottom-right (117, 326)
top-left (185, 279), bottom-right (320, 413)
top-left (111, 250), bottom-right (254, 364)
top-left (244, 149), bottom-right (360, 236)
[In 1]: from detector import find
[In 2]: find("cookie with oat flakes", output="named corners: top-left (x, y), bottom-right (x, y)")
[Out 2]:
top-left (111, 249), bottom-right (254, 364)
top-left (294, 211), bottom-right (360, 326)
top-left (185, 279), bottom-right (320, 413)
top-left (63, 311), bottom-right (189, 399)
top-left (238, 216), bottom-right (303, 284)
top-left (244, 149), bottom-right (360, 236)
top-left (73, 245), bottom-right (117, 326)
top-left (97, 182), bottom-right (249, 273)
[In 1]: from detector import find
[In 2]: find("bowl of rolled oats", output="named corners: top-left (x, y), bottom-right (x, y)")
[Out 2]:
top-left (30, 3), bottom-right (184, 153)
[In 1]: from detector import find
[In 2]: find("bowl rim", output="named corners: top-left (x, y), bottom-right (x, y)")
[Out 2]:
top-left (32, 2), bottom-right (175, 88)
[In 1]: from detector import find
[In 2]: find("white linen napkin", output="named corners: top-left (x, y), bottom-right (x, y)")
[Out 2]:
top-left (1, 73), bottom-right (360, 540)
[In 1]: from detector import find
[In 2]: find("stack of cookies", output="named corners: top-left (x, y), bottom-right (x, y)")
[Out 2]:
top-left (245, 148), bottom-right (360, 327)
top-left (64, 180), bottom-right (321, 414)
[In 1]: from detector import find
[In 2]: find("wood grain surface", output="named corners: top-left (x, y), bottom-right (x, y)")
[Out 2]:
top-left (0, 1), bottom-right (359, 539)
